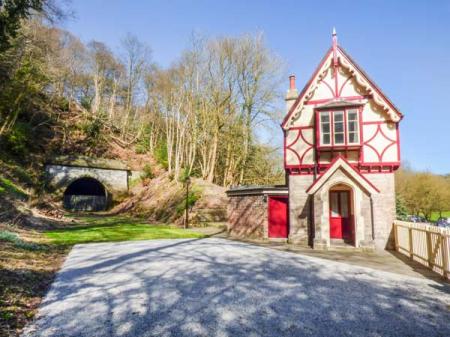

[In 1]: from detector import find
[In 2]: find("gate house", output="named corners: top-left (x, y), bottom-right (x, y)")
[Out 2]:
top-left (227, 31), bottom-right (402, 250)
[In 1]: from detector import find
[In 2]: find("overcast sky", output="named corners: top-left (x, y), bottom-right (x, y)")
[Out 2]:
top-left (63, 0), bottom-right (450, 174)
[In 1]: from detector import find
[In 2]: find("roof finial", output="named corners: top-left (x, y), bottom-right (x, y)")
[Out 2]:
top-left (332, 27), bottom-right (337, 46)
top-left (332, 27), bottom-right (338, 68)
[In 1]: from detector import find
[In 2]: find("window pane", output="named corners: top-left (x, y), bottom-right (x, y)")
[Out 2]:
top-left (348, 121), bottom-right (356, 132)
top-left (348, 110), bottom-right (358, 121)
top-left (340, 192), bottom-right (349, 217)
top-left (349, 132), bottom-right (359, 143)
top-left (333, 111), bottom-right (344, 144)
top-left (347, 110), bottom-right (359, 144)
top-left (335, 133), bottom-right (344, 144)
top-left (320, 112), bottom-right (331, 145)
top-left (331, 193), bottom-right (339, 217)
top-left (321, 114), bottom-right (330, 123)
top-left (334, 111), bottom-right (344, 122)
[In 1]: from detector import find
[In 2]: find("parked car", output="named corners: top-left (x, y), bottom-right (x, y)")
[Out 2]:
top-left (436, 217), bottom-right (450, 228)
top-left (407, 215), bottom-right (428, 223)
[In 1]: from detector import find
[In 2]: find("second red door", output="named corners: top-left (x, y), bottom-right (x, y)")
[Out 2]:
top-left (329, 191), bottom-right (353, 240)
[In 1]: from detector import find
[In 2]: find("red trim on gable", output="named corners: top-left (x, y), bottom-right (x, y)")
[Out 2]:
top-left (396, 123), bottom-right (401, 162)
top-left (281, 45), bottom-right (404, 129)
top-left (337, 46), bottom-right (403, 120)
top-left (338, 77), bottom-right (352, 97)
top-left (281, 47), bottom-right (333, 128)
top-left (305, 155), bottom-right (380, 194)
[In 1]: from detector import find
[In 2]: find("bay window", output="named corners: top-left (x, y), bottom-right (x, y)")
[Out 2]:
top-left (319, 109), bottom-right (360, 146)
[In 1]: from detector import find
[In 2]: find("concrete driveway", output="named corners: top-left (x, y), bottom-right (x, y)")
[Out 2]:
top-left (23, 238), bottom-right (450, 337)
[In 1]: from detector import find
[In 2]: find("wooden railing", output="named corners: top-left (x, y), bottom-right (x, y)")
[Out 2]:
top-left (393, 221), bottom-right (450, 280)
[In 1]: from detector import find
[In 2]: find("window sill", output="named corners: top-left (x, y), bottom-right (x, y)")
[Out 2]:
top-left (317, 144), bottom-right (362, 150)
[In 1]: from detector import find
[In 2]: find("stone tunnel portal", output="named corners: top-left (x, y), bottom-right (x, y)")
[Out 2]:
top-left (63, 177), bottom-right (108, 211)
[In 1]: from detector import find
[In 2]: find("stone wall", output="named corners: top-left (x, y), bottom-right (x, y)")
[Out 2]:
top-left (365, 173), bottom-right (396, 250)
top-left (45, 164), bottom-right (129, 195)
top-left (227, 195), bottom-right (267, 239)
top-left (288, 175), bottom-right (314, 244)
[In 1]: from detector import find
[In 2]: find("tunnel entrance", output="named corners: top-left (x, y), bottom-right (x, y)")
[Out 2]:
top-left (63, 177), bottom-right (108, 211)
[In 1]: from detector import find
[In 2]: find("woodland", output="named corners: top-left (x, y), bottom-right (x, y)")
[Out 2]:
top-left (0, 2), bottom-right (286, 190)
top-left (0, 2), bottom-right (449, 336)
top-left (0, 0), bottom-right (449, 219)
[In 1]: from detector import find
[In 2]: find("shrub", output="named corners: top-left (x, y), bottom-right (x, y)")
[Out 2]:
top-left (81, 117), bottom-right (103, 139)
top-left (141, 164), bottom-right (154, 180)
top-left (396, 194), bottom-right (408, 221)
top-left (154, 142), bottom-right (168, 169)
top-left (176, 190), bottom-right (200, 216)
top-left (4, 122), bottom-right (32, 156)
top-left (0, 176), bottom-right (28, 200)
top-left (178, 167), bottom-right (191, 183)
top-left (0, 230), bottom-right (42, 251)
top-left (135, 144), bottom-right (147, 154)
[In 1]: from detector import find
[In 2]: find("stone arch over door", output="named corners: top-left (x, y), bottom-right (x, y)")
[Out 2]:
top-left (312, 169), bottom-right (374, 249)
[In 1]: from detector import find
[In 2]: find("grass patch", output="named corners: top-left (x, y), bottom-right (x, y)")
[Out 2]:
top-left (44, 215), bottom-right (205, 245)
top-left (0, 177), bottom-right (28, 200)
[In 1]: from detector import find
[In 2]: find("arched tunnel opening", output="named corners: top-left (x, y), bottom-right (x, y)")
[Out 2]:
top-left (63, 177), bottom-right (108, 211)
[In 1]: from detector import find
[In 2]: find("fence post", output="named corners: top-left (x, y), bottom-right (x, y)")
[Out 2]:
top-left (426, 230), bottom-right (433, 268)
top-left (442, 235), bottom-right (449, 280)
top-left (408, 227), bottom-right (413, 259)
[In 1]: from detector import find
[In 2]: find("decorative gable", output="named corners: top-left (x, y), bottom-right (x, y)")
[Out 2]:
top-left (282, 32), bottom-right (403, 130)
top-left (283, 30), bottom-right (402, 173)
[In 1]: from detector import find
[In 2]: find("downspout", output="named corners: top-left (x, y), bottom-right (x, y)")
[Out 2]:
top-left (370, 195), bottom-right (375, 241)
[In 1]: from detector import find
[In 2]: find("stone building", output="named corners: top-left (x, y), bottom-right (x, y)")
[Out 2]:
top-left (227, 31), bottom-right (402, 250)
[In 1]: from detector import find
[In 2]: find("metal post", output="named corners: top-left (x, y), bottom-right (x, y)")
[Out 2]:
top-left (184, 177), bottom-right (190, 229)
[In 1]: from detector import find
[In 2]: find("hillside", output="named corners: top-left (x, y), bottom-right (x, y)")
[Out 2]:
top-left (113, 172), bottom-right (227, 225)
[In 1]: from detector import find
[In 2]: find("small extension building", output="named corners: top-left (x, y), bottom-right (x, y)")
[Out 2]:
top-left (227, 31), bottom-right (402, 250)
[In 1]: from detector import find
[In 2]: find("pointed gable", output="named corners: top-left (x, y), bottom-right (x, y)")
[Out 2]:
top-left (306, 156), bottom-right (380, 195)
top-left (282, 39), bottom-right (403, 130)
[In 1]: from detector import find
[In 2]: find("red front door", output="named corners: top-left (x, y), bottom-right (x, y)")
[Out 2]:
top-left (268, 196), bottom-right (289, 238)
top-left (329, 191), bottom-right (352, 240)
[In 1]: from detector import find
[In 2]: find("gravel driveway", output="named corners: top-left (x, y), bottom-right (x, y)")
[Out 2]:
top-left (23, 238), bottom-right (450, 337)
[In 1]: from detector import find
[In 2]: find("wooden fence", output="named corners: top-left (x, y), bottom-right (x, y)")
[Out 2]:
top-left (393, 220), bottom-right (450, 280)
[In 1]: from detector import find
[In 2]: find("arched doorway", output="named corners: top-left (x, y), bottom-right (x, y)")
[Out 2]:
top-left (329, 184), bottom-right (354, 244)
top-left (63, 177), bottom-right (108, 211)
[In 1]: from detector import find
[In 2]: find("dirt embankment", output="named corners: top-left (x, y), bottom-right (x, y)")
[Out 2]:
top-left (111, 171), bottom-right (228, 225)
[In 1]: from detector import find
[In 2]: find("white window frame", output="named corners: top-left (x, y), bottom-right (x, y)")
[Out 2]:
top-left (318, 108), bottom-right (361, 147)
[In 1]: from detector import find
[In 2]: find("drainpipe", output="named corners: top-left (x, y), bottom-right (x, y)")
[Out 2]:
top-left (370, 195), bottom-right (375, 241)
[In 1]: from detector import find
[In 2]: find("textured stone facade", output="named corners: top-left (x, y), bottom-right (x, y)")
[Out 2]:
top-left (45, 164), bottom-right (129, 195)
top-left (227, 195), bottom-right (267, 239)
top-left (365, 173), bottom-right (396, 250)
top-left (288, 175), bottom-right (314, 244)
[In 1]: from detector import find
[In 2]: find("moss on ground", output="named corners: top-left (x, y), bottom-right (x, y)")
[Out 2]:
top-left (0, 177), bottom-right (28, 201)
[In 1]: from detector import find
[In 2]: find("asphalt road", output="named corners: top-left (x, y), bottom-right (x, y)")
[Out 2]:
top-left (23, 238), bottom-right (450, 337)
